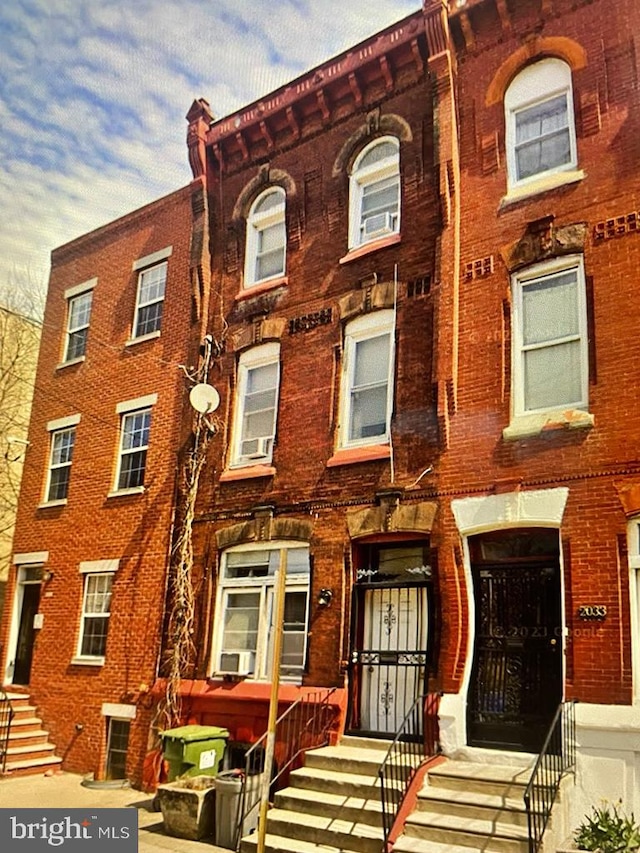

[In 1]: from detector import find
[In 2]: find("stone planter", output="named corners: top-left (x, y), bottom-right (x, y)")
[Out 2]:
top-left (156, 775), bottom-right (216, 840)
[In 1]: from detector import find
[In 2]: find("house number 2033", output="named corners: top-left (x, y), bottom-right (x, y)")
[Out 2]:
top-left (578, 605), bottom-right (607, 619)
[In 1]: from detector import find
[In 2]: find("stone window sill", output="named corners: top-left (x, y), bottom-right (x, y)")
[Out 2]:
top-left (500, 170), bottom-right (585, 209)
top-left (38, 499), bottom-right (67, 509)
top-left (56, 355), bottom-right (86, 371)
top-left (327, 445), bottom-right (391, 467)
top-left (107, 485), bottom-right (145, 499)
top-left (339, 233), bottom-right (401, 264)
top-left (235, 277), bottom-right (288, 301)
top-left (125, 330), bottom-right (161, 347)
top-left (219, 465), bottom-right (276, 482)
top-left (70, 657), bottom-right (105, 667)
top-left (503, 409), bottom-right (594, 441)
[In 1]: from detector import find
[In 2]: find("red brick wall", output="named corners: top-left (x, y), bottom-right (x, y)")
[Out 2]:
top-left (1, 185), bottom-right (197, 782)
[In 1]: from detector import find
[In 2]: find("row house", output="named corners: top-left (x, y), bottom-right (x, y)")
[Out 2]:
top-left (2, 0), bottom-right (639, 844)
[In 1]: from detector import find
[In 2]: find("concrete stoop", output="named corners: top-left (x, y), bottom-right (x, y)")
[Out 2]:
top-left (1, 692), bottom-right (62, 777)
top-left (239, 735), bottom-right (402, 853)
top-left (392, 759), bottom-right (538, 853)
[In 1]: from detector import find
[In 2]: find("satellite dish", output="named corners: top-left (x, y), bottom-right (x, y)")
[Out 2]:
top-left (189, 383), bottom-right (220, 414)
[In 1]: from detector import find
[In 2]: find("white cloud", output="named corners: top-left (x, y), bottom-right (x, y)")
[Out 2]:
top-left (0, 0), bottom-right (418, 295)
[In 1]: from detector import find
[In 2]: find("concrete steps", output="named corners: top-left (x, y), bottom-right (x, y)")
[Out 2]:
top-left (240, 736), bottom-right (394, 853)
top-left (392, 759), bottom-right (534, 853)
top-left (1, 692), bottom-right (62, 776)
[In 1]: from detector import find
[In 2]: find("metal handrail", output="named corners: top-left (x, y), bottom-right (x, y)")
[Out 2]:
top-left (0, 688), bottom-right (13, 774)
top-left (379, 692), bottom-right (440, 846)
top-left (524, 700), bottom-right (577, 853)
top-left (233, 687), bottom-right (338, 850)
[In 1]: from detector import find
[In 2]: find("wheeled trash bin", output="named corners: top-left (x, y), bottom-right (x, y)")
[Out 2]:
top-left (160, 724), bottom-right (229, 781)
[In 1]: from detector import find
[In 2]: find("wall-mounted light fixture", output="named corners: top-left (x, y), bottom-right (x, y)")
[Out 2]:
top-left (317, 588), bottom-right (333, 607)
top-left (42, 570), bottom-right (54, 583)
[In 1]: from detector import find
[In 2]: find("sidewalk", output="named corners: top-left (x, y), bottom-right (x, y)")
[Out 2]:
top-left (0, 771), bottom-right (233, 853)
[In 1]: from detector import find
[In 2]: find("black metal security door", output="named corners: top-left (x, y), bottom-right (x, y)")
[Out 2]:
top-left (468, 530), bottom-right (562, 753)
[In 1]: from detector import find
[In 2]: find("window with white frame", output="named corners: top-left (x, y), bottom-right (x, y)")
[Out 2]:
top-left (78, 572), bottom-right (113, 659)
top-left (213, 544), bottom-right (310, 681)
top-left (505, 58), bottom-right (577, 189)
top-left (112, 395), bottom-right (156, 493)
top-left (133, 262), bottom-right (167, 338)
top-left (349, 137), bottom-right (400, 249)
top-left (46, 427), bottom-right (76, 502)
top-left (245, 188), bottom-right (286, 287)
top-left (339, 310), bottom-right (395, 449)
top-left (231, 343), bottom-right (280, 467)
top-left (64, 290), bottom-right (93, 361)
top-left (511, 257), bottom-right (588, 417)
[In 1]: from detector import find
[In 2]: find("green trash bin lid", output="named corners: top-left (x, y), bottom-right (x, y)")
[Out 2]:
top-left (160, 725), bottom-right (229, 742)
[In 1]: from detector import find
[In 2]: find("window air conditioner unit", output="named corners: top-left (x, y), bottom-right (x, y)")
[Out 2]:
top-left (247, 437), bottom-right (272, 460)
top-left (362, 211), bottom-right (394, 238)
top-left (219, 650), bottom-right (255, 676)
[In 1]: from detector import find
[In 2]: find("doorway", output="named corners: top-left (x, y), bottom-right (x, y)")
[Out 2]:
top-left (349, 542), bottom-right (434, 737)
top-left (467, 528), bottom-right (562, 752)
top-left (12, 567), bottom-right (42, 685)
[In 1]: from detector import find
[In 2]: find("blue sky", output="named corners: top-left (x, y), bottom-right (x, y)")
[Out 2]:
top-left (0, 0), bottom-right (418, 301)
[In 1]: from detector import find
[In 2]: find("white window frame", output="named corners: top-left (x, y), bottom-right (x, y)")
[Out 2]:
top-left (511, 255), bottom-right (589, 420)
top-left (132, 262), bottom-right (167, 340)
top-left (348, 137), bottom-right (400, 250)
top-left (244, 187), bottom-right (286, 288)
top-left (505, 58), bottom-right (577, 191)
top-left (64, 291), bottom-right (93, 362)
top-left (212, 542), bottom-right (311, 683)
top-left (111, 394), bottom-right (157, 495)
top-left (628, 519), bottom-right (640, 703)
top-left (75, 561), bottom-right (118, 664)
top-left (339, 310), bottom-right (395, 450)
top-left (230, 343), bottom-right (280, 468)
top-left (42, 414), bottom-right (81, 506)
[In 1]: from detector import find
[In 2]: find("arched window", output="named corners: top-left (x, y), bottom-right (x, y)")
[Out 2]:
top-left (349, 137), bottom-right (400, 249)
top-left (505, 58), bottom-right (577, 189)
top-left (244, 187), bottom-right (286, 287)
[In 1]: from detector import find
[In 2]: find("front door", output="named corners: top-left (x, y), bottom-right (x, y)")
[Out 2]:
top-left (349, 543), bottom-right (434, 737)
top-left (467, 529), bottom-right (563, 752)
top-left (13, 582), bottom-right (41, 685)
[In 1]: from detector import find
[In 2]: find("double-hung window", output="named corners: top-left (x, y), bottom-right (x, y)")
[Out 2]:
top-left (511, 257), bottom-right (588, 418)
top-left (340, 310), bottom-right (395, 449)
top-left (245, 188), bottom-right (286, 287)
top-left (133, 263), bottom-right (167, 338)
top-left (62, 279), bottom-right (96, 363)
top-left (44, 414), bottom-right (80, 504)
top-left (231, 343), bottom-right (280, 467)
top-left (214, 544), bottom-right (310, 681)
top-left (75, 559), bottom-right (118, 663)
top-left (112, 394), bottom-right (157, 494)
top-left (505, 58), bottom-right (577, 191)
top-left (349, 137), bottom-right (400, 249)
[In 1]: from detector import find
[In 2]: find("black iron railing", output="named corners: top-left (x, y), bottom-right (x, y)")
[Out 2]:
top-left (524, 700), bottom-right (577, 853)
top-left (233, 687), bottom-right (338, 850)
top-left (379, 692), bottom-right (440, 846)
top-left (0, 688), bottom-right (13, 774)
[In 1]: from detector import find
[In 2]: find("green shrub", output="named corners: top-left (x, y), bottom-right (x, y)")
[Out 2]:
top-left (574, 802), bottom-right (640, 852)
